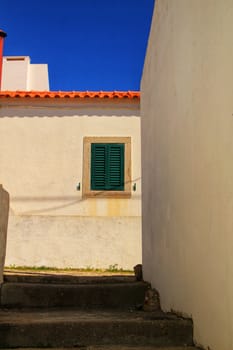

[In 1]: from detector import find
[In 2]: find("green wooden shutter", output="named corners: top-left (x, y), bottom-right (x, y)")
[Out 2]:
top-left (91, 144), bottom-right (106, 190)
top-left (108, 144), bottom-right (124, 190)
top-left (91, 143), bottom-right (124, 191)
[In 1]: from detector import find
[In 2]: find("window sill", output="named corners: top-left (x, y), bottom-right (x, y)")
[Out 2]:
top-left (82, 190), bottom-right (131, 198)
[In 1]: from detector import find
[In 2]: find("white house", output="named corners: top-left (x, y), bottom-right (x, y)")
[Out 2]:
top-left (0, 91), bottom-right (141, 270)
top-left (141, 1), bottom-right (233, 349)
top-left (1, 56), bottom-right (49, 91)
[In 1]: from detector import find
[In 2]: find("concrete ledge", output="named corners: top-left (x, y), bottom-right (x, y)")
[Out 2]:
top-left (4, 273), bottom-right (136, 284)
top-left (0, 309), bottom-right (193, 348)
top-left (0, 347), bottom-right (200, 350)
top-left (1, 281), bottom-right (149, 309)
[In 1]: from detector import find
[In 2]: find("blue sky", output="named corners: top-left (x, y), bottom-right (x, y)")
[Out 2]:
top-left (1, 1), bottom-right (155, 91)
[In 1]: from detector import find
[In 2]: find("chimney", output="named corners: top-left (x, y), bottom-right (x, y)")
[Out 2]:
top-left (0, 29), bottom-right (7, 90)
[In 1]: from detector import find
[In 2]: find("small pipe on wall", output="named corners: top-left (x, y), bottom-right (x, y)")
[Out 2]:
top-left (0, 30), bottom-right (7, 91)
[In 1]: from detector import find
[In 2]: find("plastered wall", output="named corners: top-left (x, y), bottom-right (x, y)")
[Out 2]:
top-left (1, 56), bottom-right (49, 91)
top-left (0, 99), bottom-right (141, 269)
top-left (141, 1), bottom-right (233, 349)
top-left (0, 185), bottom-right (9, 283)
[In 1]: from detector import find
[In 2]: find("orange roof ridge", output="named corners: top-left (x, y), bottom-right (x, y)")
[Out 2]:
top-left (0, 91), bottom-right (140, 100)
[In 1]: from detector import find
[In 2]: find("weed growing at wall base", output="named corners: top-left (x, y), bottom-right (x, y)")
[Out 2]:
top-left (4, 265), bottom-right (134, 274)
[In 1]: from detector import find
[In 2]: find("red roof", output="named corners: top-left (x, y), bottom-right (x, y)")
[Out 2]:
top-left (0, 91), bottom-right (140, 100)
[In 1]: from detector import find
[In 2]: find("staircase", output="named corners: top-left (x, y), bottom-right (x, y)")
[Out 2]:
top-left (0, 272), bottom-right (200, 349)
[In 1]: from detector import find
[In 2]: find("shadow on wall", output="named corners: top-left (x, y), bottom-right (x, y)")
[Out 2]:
top-left (9, 176), bottom-right (141, 214)
top-left (0, 103), bottom-right (140, 118)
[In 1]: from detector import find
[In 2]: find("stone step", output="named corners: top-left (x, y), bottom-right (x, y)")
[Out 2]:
top-left (0, 347), bottom-right (201, 350)
top-left (0, 281), bottom-right (149, 309)
top-left (0, 309), bottom-right (193, 348)
top-left (4, 273), bottom-right (136, 285)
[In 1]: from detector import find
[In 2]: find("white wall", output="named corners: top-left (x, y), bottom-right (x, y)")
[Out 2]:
top-left (6, 216), bottom-right (141, 269)
top-left (28, 64), bottom-right (49, 91)
top-left (141, 1), bottom-right (233, 349)
top-left (2, 57), bottom-right (30, 90)
top-left (1, 56), bottom-right (49, 91)
top-left (0, 99), bottom-right (141, 269)
top-left (0, 185), bottom-right (9, 283)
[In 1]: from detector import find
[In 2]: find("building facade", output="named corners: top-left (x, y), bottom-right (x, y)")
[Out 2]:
top-left (0, 91), bottom-right (141, 270)
top-left (141, 1), bottom-right (233, 349)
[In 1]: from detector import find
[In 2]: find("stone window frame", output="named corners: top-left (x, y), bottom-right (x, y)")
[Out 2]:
top-left (82, 136), bottom-right (131, 198)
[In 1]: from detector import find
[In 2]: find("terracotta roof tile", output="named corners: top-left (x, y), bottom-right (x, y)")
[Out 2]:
top-left (0, 91), bottom-right (140, 100)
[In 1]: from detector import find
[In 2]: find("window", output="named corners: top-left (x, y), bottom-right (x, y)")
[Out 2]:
top-left (83, 137), bottom-right (131, 198)
top-left (91, 143), bottom-right (125, 191)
